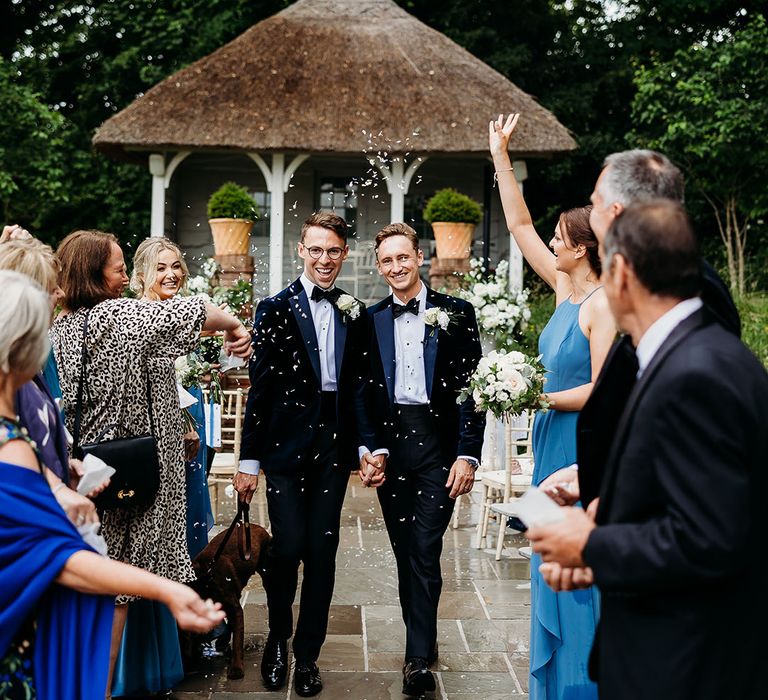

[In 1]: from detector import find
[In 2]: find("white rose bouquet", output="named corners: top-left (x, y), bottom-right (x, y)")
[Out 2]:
top-left (458, 349), bottom-right (548, 420)
top-left (454, 259), bottom-right (531, 351)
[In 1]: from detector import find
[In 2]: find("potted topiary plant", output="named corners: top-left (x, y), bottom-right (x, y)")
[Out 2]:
top-left (207, 182), bottom-right (258, 256)
top-left (423, 188), bottom-right (483, 259)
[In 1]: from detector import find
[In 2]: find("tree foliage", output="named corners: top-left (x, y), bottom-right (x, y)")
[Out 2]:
top-left (630, 13), bottom-right (768, 295)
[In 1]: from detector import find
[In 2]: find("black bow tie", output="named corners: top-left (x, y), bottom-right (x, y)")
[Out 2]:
top-left (392, 298), bottom-right (420, 319)
top-left (311, 286), bottom-right (341, 304)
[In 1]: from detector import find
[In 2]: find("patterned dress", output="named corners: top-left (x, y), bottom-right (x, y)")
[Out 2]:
top-left (50, 296), bottom-right (207, 604)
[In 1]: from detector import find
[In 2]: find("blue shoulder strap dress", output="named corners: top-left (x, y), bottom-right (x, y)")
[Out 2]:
top-left (529, 294), bottom-right (600, 700)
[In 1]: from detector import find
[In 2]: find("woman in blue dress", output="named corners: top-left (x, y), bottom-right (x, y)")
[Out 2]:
top-left (490, 114), bottom-right (616, 699)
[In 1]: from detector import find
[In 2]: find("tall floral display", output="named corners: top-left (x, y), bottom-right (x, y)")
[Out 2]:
top-left (454, 259), bottom-right (531, 352)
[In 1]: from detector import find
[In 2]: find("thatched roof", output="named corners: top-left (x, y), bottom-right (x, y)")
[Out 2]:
top-left (93, 0), bottom-right (576, 158)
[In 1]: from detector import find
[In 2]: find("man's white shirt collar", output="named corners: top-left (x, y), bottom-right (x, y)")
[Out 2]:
top-left (300, 273), bottom-right (334, 298)
top-left (635, 297), bottom-right (703, 377)
top-left (392, 282), bottom-right (427, 310)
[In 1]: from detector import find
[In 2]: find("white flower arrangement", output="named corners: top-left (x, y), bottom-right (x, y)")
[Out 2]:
top-left (459, 349), bottom-right (548, 420)
top-left (336, 293), bottom-right (363, 322)
top-left (174, 354), bottom-right (213, 390)
top-left (455, 258), bottom-right (532, 351)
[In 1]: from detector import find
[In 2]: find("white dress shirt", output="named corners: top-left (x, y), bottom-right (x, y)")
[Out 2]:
top-left (239, 275), bottom-right (339, 476)
top-left (635, 297), bottom-right (702, 378)
top-left (393, 282), bottom-right (429, 405)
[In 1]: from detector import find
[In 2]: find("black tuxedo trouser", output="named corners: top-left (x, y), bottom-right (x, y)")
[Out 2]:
top-left (261, 400), bottom-right (348, 661)
top-left (377, 404), bottom-right (455, 659)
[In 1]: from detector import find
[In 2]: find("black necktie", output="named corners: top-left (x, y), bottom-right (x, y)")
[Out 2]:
top-left (392, 298), bottom-right (420, 319)
top-left (311, 286), bottom-right (340, 304)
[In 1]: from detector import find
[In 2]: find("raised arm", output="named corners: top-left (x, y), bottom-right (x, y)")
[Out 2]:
top-left (489, 114), bottom-right (560, 291)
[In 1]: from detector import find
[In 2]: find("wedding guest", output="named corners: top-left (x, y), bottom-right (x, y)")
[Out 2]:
top-left (106, 236), bottom-right (215, 697)
top-left (0, 270), bottom-right (225, 700)
top-left (539, 148), bottom-right (740, 511)
top-left (491, 114), bottom-right (615, 699)
top-left (528, 200), bottom-right (768, 699)
top-left (0, 238), bottom-right (106, 526)
top-left (50, 229), bottom-right (251, 692)
top-left (233, 212), bottom-right (371, 696)
top-left (360, 223), bottom-right (485, 697)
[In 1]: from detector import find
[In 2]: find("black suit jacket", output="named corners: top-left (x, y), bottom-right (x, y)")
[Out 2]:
top-left (582, 309), bottom-right (768, 698)
top-left (240, 278), bottom-right (370, 474)
top-left (361, 288), bottom-right (485, 462)
top-left (577, 263), bottom-right (740, 507)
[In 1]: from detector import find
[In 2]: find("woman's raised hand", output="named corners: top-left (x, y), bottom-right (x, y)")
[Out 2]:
top-left (224, 324), bottom-right (253, 359)
top-left (164, 582), bottom-right (226, 633)
top-left (488, 113), bottom-right (520, 157)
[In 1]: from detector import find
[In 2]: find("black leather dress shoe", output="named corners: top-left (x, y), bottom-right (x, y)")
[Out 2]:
top-left (294, 660), bottom-right (323, 697)
top-left (427, 642), bottom-right (439, 667)
top-left (402, 657), bottom-right (436, 696)
top-left (260, 636), bottom-right (288, 690)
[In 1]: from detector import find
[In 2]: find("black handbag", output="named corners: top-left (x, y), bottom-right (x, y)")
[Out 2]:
top-left (72, 311), bottom-right (161, 510)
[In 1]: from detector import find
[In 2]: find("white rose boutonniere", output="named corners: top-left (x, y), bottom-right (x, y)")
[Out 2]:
top-left (424, 306), bottom-right (453, 336)
top-left (336, 293), bottom-right (363, 323)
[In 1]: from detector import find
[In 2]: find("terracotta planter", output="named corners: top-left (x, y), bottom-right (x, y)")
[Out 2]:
top-left (209, 218), bottom-right (253, 256)
top-left (431, 222), bottom-right (475, 259)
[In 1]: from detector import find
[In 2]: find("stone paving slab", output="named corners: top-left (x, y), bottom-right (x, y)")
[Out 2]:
top-left (168, 477), bottom-right (530, 700)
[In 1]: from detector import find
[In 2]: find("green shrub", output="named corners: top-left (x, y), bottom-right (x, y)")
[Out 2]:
top-left (207, 182), bottom-right (258, 220)
top-left (737, 293), bottom-right (768, 367)
top-left (423, 188), bottom-right (482, 225)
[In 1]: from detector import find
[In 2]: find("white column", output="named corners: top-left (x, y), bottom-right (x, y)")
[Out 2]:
top-left (508, 159), bottom-right (527, 291)
top-left (369, 156), bottom-right (427, 224)
top-left (269, 154), bottom-right (285, 296)
top-left (149, 154), bottom-right (165, 237)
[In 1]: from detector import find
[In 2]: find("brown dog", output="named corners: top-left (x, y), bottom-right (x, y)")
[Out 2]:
top-left (183, 523), bottom-right (271, 679)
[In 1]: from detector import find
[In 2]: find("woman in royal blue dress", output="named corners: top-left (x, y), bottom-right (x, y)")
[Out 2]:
top-left (0, 270), bottom-right (225, 700)
top-left (490, 114), bottom-right (616, 699)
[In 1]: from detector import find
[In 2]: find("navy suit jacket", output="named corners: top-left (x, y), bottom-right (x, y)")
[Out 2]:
top-left (362, 287), bottom-right (485, 462)
top-left (239, 278), bottom-right (370, 474)
top-left (582, 309), bottom-right (768, 696)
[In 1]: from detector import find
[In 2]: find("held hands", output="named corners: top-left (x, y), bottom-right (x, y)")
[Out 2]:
top-left (164, 581), bottom-right (226, 633)
top-left (358, 452), bottom-right (386, 488)
top-left (488, 113), bottom-right (520, 157)
top-left (445, 458), bottom-right (475, 499)
top-left (233, 471), bottom-right (259, 504)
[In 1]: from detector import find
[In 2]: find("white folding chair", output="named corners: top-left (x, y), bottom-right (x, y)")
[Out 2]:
top-left (474, 411), bottom-right (535, 551)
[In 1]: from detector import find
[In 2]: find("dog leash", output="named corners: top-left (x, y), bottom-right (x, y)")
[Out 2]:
top-left (208, 500), bottom-right (252, 568)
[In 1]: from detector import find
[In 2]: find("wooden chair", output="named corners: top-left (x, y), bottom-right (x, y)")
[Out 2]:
top-left (474, 412), bottom-right (535, 552)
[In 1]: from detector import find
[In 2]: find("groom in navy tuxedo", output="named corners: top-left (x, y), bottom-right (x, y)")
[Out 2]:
top-left (234, 212), bottom-right (370, 696)
top-left (359, 223), bottom-right (485, 697)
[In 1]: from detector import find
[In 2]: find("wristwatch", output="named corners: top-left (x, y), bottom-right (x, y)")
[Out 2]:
top-left (459, 457), bottom-right (479, 469)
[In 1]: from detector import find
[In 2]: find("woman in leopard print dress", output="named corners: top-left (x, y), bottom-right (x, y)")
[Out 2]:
top-left (50, 229), bottom-right (251, 688)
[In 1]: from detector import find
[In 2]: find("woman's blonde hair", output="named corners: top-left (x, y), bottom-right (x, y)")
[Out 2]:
top-left (130, 237), bottom-right (189, 299)
top-left (0, 270), bottom-right (51, 376)
top-left (0, 238), bottom-right (59, 294)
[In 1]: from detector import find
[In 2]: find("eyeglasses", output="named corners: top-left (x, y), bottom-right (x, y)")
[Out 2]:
top-left (304, 246), bottom-right (345, 260)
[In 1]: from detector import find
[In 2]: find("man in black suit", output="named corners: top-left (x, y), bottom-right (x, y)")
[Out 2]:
top-left (233, 212), bottom-right (369, 696)
top-left (528, 200), bottom-right (768, 698)
top-left (540, 149), bottom-right (741, 508)
top-left (359, 223), bottom-right (485, 697)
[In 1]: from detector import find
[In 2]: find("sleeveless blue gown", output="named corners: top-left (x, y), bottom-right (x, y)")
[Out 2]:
top-left (530, 295), bottom-right (600, 700)
top-left (112, 387), bottom-right (213, 696)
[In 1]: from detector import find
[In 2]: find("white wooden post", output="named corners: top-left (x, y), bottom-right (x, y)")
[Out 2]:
top-left (149, 154), bottom-right (165, 237)
top-left (369, 156), bottom-right (427, 224)
top-left (248, 152), bottom-right (309, 296)
top-left (508, 159), bottom-right (527, 291)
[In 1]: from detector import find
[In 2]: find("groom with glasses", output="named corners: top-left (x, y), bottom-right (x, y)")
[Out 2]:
top-left (234, 211), bottom-right (371, 696)
top-left (359, 223), bottom-right (485, 697)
